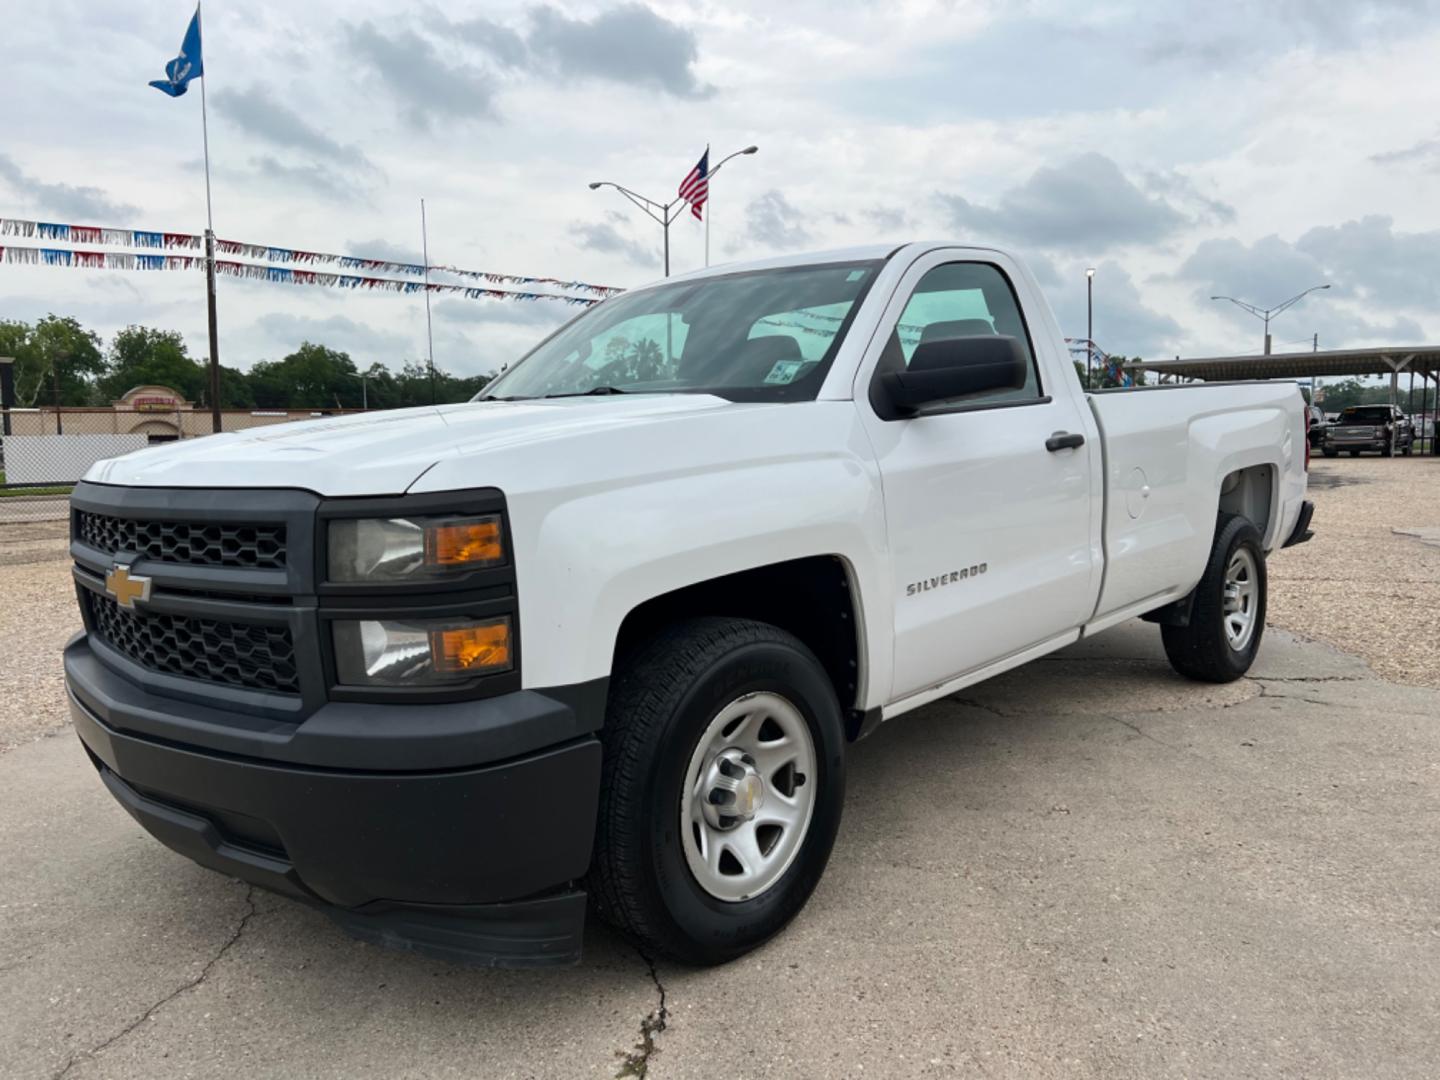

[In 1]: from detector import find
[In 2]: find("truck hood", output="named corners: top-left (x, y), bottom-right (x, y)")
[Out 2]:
top-left (84, 395), bottom-right (740, 495)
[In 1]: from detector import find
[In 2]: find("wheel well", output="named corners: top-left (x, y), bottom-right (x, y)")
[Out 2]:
top-left (1218, 464), bottom-right (1274, 543)
top-left (612, 555), bottom-right (862, 724)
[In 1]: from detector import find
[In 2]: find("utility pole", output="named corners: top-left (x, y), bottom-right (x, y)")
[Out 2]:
top-left (1211, 286), bottom-right (1330, 356)
top-left (52, 357), bottom-right (63, 435)
top-left (588, 181), bottom-right (689, 277)
top-left (1085, 267), bottom-right (1096, 389)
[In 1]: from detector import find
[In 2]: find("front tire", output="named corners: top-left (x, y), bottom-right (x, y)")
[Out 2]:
top-left (1162, 514), bottom-right (1267, 683)
top-left (590, 617), bottom-right (846, 965)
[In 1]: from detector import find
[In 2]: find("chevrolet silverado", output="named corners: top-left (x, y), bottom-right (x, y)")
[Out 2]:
top-left (66, 242), bottom-right (1314, 967)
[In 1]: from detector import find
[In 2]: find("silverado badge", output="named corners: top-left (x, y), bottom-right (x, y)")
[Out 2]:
top-left (105, 565), bottom-right (152, 610)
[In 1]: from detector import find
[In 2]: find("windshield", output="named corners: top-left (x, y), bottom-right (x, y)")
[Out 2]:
top-left (1340, 407), bottom-right (1391, 423)
top-left (476, 260), bottom-right (883, 403)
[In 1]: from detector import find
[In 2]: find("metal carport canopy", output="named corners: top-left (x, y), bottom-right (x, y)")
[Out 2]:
top-left (1128, 346), bottom-right (1440, 382)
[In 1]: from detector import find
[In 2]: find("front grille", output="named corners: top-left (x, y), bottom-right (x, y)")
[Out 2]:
top-left (75, 511), bottom-right (286, 570)
top-left (86, 592), bottom-right (300, 694)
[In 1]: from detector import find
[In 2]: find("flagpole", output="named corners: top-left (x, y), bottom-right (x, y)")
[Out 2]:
top-left (704, 143), bottom-right (710, 268)
top-left (421, 198), bottom-right (437, 405)
top-left (197, 1), bottom-right (221, 434)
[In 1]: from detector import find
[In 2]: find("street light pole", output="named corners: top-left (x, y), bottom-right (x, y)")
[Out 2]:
top-left (1210, 285), bottom-right (1331, 355)
top-left (704, 145), bottom-right (759, 267)
top-left (1085, 267), bottom-right (1096, 389)
top-left (588, 180), bottom-right (687, 276)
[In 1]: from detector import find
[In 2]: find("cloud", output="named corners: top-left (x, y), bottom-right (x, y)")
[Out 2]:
top-left (861, 205), bottom-right (909, 232)
top-left (570, 220), bottom-right (658, 268)
top-left (525, 4), bottom-right (712, 98)
top-left (348, 238), bottom-right (425, 265)
top-left (1296, 215), bottom-right (1440, 309)
top-left (1141, 169), bottom-right (1235, 226)
top-left (745, 190), bottom-right (811, 249)
top-left (250, 156), bottom-right (365, 201)
top-left (1175, 228), bottom-right (1430, 349)
top-left (448, 16), bottom-right (529, 67)
top-left (252, 312), bottom-right (417, 362)
top-left (345, 21), bottom-right (499, 126)
top-left (432, 296), bottom-right (571, 329)
top-left (938, 153), bottom-right (1187, 252)
top-left (213, 87), bottom-right (376, 172)
top-left (0, 153), bottom-right (138, 222)
top-left (1049, 261), bottom-right (1184, 359)
top-left (1371, 131), bottom-right (1440, 170)
top-left (1142, 0), bottom-right (1440, 69)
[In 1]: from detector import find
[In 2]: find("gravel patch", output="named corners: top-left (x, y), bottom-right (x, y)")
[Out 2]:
top-left (0, 527), bottom-right (79, 753)
top-left (1268, 456), bottom-right (1440, 689)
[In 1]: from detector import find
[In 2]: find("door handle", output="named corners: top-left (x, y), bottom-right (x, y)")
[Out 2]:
top-left (1046, 431), bottom-right (1085, 452)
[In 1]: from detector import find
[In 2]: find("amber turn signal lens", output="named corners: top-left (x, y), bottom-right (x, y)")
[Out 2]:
top-left (425, 516), bottom-right (503, 568)
top-left (430, 618), bottom-right (512, 675)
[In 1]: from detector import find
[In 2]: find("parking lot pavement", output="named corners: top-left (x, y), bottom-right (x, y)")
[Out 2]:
top-left (4, 621), bottom-right (1437, 1079)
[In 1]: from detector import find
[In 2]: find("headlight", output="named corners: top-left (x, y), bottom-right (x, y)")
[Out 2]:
top-left (328, 514), bottom-right (504, 582)
top-left (333, 615), bottom-right (512, 686)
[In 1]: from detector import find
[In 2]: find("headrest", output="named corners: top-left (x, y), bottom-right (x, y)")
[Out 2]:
top-left (918, 319), bottom-right (995, 345)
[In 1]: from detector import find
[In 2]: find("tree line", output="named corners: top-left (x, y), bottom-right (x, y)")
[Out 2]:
top-left (0, 315), bottom-right (492, 411)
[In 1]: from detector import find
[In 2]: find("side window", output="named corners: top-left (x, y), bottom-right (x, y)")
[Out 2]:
top-left (887, 262), bottom-right (1043, 406)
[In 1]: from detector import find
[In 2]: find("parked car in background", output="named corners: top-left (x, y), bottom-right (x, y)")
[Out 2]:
top-left (1306, 404), bottom-right (1328, 449)
top-left (1322, 404), bottom-right (1415, 457)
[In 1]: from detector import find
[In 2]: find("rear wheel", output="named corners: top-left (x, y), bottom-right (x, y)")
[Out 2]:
top-left (1349, 450), bottom-right (1361, 457)
top-left (1322, 448), bottom-right (1338, 458)
top-left (1162, 514), bottom-right (1266, 683)
top-left (590, 617), bottom-right (846, 965)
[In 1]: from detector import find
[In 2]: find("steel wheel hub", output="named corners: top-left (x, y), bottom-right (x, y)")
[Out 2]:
top-left (679, 691), bottom-right (818, 903)
top-left (1222, 547), bottom-right (1258, 651)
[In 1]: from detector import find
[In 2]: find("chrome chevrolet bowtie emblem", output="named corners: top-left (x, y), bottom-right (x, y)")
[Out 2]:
top-left (105, 565), bottom-right (152, 610)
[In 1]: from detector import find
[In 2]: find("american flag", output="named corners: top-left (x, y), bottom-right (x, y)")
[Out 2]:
top-left (678, 149), bottom-right (709, 221)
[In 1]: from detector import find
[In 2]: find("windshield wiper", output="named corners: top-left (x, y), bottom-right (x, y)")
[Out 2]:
top-left (542, 386), bottom-right (629, 399)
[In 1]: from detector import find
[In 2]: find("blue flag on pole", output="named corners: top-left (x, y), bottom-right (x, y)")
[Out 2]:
top-left (149, 7), bottom-right (204, 97)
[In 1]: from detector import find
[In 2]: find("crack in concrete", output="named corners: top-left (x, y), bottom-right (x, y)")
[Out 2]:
top-left (615, 948), bottom-right (669, 1079)
top-left (50, 886), bottom-right (258, 1080)
top-left (1249, 675), bottom-right (1368, 684)
top-left (950, 697), bottom-right (1011, 719)
top-left (1253, 681), bottom-right (1341, 709)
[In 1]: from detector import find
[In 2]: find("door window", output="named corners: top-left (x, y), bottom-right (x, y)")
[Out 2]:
top-left (881, 262), bottom-right (1043, 406)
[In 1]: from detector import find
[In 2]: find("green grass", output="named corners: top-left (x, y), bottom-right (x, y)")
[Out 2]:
top-left (0, 485), bottom-right (73, 497)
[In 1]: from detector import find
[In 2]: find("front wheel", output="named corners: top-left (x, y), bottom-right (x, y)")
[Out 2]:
top-left (1162, 514), bottom-right (1267, 683)
top-left (590, 617), bottom-right (846, 965)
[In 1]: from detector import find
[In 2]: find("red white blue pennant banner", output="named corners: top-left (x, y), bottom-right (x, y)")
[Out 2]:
top-left (0, 244), bottom-right (600, 306)
top-left (0, 216), bottom-right (623, 297)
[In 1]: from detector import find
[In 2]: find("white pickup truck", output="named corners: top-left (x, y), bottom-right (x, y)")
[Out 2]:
top-left (67, 242), bottom-right (1313, 968)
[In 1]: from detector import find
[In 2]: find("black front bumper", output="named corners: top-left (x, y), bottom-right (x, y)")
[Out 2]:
top-left (67, 635), bottom-right (604, 967)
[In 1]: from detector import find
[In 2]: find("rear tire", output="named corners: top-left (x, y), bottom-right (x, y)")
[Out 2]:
top-left (1162, 514), bottom-right (1266, 683)
top-left (590, 617), bottom-right (846, 965)
top-left (1322, 448), bottom-right (1338, 458)
top-left (1348, 450), bottom-right (1360, 457)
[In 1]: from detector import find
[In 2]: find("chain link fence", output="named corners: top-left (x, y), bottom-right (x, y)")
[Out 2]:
top-left (1, 407), bottom-right (364, 524)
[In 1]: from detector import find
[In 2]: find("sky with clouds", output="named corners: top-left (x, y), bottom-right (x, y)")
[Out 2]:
top-left (3, 0), bottom-right (1440, 379)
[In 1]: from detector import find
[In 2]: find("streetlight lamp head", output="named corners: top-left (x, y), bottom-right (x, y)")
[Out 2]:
top-left (588, 182), bottom-right (602, 190)
top-left (742, 145), bottom-right (759, 154)
top-left (1086, 267), bottom-right (1096, 278)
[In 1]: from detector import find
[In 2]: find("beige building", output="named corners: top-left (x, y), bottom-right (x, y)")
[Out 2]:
top-left (2, 384), bottom-right (358, 441)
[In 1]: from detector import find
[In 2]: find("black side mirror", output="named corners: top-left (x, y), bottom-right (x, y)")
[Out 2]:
top-left (876, 335), bottom-right (1029, 419)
